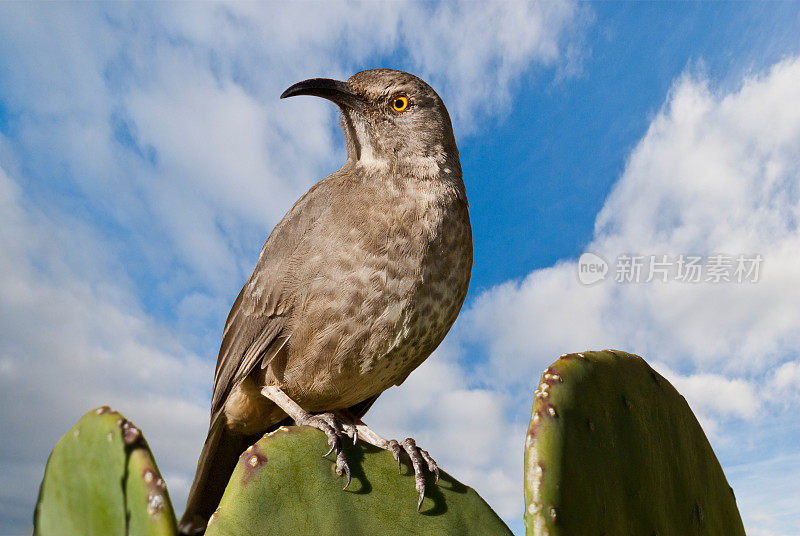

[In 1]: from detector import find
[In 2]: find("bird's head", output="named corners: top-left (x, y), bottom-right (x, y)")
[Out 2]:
top-left (281, 69), bottom-right (459, 177)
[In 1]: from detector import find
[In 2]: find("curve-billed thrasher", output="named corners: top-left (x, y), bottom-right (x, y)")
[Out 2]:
top-left (178, 69), bottom-right (472, 535)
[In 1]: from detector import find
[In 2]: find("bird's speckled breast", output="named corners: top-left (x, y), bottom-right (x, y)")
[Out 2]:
top-left (273, 170), bottom-right (472, 411)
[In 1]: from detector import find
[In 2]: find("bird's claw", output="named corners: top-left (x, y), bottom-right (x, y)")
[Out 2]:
top-left (322, 431), bottom-right (342, 457)
top-left (386, 437), bottom-right (439, 510)
top-left (300, 412), bottom-right (353, 489)
top-left (335, 449), bottom-right (352, 490)
top-left (420, 448), bottom-right (440, 483)
top-left (299, 413), bottom-right (437, 505)
top-left (387, 439), bottom-right (403, 472)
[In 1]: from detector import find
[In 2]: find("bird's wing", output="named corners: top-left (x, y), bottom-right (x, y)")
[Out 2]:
top-left (209, 177), bottom-right (338, 415)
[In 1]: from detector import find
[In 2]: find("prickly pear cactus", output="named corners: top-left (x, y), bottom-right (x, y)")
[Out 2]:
top-left (524, 350), bottom-right (745, 536)
top-left (205, 426), bottom-right (512, 536)
top-left (34, 406), bottom-right (177, 536)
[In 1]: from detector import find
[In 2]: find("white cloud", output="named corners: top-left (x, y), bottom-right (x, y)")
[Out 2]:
top-left (466, 56), bottom-right (800, 383)
top-left (0, 163), bottom-right (212, 528)
top-left (0, 1), bottom-right (584, 296)
top-left (456, 57), bottom-right (800, 529)
top-left (771, 360), bottom-right (800, 402)
top-left (0, 2), bottom-right (584, 533)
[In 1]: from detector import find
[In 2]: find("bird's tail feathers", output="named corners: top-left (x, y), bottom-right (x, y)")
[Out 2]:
top-left (178, 413), bottom-right (253, 536)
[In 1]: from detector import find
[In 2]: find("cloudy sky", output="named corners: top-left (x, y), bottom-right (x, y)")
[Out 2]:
top-left (1, 2), bottom-right (799, 535)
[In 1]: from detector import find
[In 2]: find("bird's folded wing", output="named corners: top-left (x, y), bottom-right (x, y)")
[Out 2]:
top-left (209, 291), bottom-right (286, 415)
top-left (209, 177), bottom-right (339, 416)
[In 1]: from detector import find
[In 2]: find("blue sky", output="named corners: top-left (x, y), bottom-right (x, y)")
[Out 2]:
top-left (1, 2), bottom-right (800, 535)
top-left (467, 1), bottom-right (800, 290)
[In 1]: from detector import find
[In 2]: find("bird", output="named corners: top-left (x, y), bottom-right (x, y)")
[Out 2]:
top-left (178, 68), bottom-right (472, 535)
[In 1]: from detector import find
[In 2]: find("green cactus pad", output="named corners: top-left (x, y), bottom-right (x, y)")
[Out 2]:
top-left (204, 425), bottom-right (512, 536)
top-left (34, 406), bottom-right (177, 536)
top-left (524, 350), bottom-right (745, 536)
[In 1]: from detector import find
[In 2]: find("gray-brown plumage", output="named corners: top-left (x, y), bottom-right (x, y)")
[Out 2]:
top-left (178, 69), bottom-right (472, 535)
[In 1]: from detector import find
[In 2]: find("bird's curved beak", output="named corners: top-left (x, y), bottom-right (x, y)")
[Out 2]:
top-left (280, 78), bottom-right (366, 111)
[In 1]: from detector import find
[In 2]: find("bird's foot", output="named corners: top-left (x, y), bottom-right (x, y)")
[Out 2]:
top-left (297, 412), bottom-right (357, 490)
top-left (260, 386), bottom-right (437, 507)
top-left (386, 437), bottom-right (439, 510)
top-left (260, 386), bottom-right (358, 490)
top-left (348, 417), bottom-right (438, 511)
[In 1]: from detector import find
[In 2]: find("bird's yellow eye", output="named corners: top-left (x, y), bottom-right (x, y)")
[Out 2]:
top-left (391, 95), bottom-right (408, 112)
